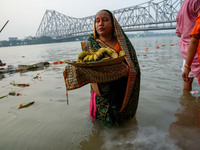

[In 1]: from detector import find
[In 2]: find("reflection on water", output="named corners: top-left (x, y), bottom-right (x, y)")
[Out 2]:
top-left (169, 90), bottom-right (200, 150)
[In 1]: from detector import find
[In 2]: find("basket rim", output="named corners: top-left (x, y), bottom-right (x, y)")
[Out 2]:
top-left (64, 55), bottom-right (126, 67)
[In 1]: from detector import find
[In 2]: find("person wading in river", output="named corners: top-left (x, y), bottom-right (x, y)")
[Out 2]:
top-left (176, 0), bottom-right (200, 90)
top-left (87, 10), bottom-right (140, 126)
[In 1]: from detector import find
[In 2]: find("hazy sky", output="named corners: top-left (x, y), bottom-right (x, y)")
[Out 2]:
top-left (0, 0), bottom-right (156, 40)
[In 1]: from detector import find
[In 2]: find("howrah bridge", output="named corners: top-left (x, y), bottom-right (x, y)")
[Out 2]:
top-left (36, 0), bottom-right (184, 40)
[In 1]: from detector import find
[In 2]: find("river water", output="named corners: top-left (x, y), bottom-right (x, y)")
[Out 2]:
top-left (0, 36), bottom-right (200, 150)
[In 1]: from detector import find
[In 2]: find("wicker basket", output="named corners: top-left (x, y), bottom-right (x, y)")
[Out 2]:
top-left (63, 57), bottom-right (128, 90)
top-left (64, 55), bottom-right (125, 67)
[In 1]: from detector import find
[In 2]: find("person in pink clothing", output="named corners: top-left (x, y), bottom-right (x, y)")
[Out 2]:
top-left (176, 0), bottom-right (200, 90)
top-left (182, 13), bottom-right (200, 84)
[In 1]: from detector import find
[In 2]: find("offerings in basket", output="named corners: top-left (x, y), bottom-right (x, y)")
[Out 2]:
top-left (63, 47), bottom-right (128, 91)
top-left (64, 48), bottom-right (126, 67)
top-left (78, 48), bottom-right (125, 62)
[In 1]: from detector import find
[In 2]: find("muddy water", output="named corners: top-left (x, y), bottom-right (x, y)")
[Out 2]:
top-left (0, 36), bottom-right (200, 150)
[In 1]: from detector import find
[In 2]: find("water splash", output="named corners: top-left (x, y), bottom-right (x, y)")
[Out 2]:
top-left (100, 126), bottom-right (177, 150)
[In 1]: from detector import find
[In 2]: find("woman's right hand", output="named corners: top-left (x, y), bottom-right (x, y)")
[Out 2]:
top-left (182, 69), bottom-right (190, 82)
top-left (91, 83), bottom-right (101, 96)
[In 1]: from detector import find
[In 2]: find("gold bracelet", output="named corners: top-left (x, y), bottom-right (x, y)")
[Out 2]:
top-left (184, 64), bottom-right (191, 71)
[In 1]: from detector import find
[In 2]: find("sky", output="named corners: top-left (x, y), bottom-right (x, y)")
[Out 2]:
top-left (0, 0), bottom-right (158, 41)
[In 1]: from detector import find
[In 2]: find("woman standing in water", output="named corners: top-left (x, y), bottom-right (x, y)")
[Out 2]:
top-left (182, 13), bottom-right (200, 83)
top-left (87, 10), bottom-right (140, 127)
top-left (176, 0), bottom-right (200, 90)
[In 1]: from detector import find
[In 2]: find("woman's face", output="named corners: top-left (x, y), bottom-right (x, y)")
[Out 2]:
top-left (95, 11), bottom-right (113, 37)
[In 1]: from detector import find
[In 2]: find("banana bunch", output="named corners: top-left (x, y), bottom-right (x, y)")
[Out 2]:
top-left (77, 48), bottom-right (126, 63)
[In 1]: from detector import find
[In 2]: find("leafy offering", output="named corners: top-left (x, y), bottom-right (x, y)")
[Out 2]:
top-left (18, 101), bottom-right (35, 109)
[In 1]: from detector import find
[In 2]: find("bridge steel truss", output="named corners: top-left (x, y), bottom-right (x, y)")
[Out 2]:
top-left (36, 0), bottom-right (183, 39)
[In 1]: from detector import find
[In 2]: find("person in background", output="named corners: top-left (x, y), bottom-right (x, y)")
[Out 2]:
top-left (182, 13), bottom-right (200, 83)
top-left (176, 0), bottom-right (200, 90)
top-left (87, 9), bottom-right (140, 127)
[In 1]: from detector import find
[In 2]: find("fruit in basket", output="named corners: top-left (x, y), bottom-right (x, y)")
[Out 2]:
top-left (78, 51), bottom-right (88, 60)
top-left (88, 54), bottom-right (94, 62)
top-left (98, 48), bottom-right (106, 53)
top-left (105, 48), bottom-right (113, 56)
top-left (95, 51), bottom-right (104, 58)
top-left (83, 55), bottom-right (90, 62)
top-left (77, 47), bottom-right (125, 63)
top-left (78, 58), bottom-right (83, 63)
top-left (119, 50), bottom-right (126, 56)
top-left (103, 53), bottom-right (110, 58)
top-left (93, 54), bottom-right (99, 61)
top-left (111, 52), bottom-right (118, 58)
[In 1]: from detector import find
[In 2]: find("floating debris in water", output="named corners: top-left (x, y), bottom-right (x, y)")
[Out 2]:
top-left (53, 60), bottom-right (65, 65)
top-left (10, 82), bottom-right (30, 87)
top-left (33, 72), bottom-right (42, 80)
top-left (59, 61), bottom-right (64, 64)
top-left (0, 94), bottom-right (8, 99)
top-left (18, 68), bottom-right (23, 72)
top-left (33, 75), bottom-right (39, 79)
top-left (1, 91), bottom-right (21, 99)
top-left (18, 101), bottom-right (35, 109)
top-left (9, 91), bottom-right (16, 96)
top-left (9, 91), bottom-right (20, 96)
top-left (190, 90), bottom-right (199, 95)
top-left (53, 61), bottom-right (58, 65)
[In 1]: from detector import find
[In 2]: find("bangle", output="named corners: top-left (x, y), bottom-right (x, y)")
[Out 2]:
top-left (184, 64), bottom-right (191, 71)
